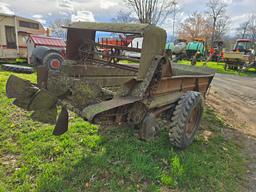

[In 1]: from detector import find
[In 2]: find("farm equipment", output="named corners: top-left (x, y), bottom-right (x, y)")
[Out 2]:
top-left (165, 42), bottom-right (174, 58)
top-left (97, 33), bottom-right (137, 61)
top-left (186, 38), bottom-right (207, 65)
top-left (165, 39), bottom-right (187, 61)
top-left (223, 39), bottom-right (256, 71)
top-left (172, 39), bottom-right (187, 61)
top-left (99, 34), bottom-right (135, 47)
top-left (210, 40), bottom-right (224, 62)
top-left (6, 22), bottom-right (215, 149)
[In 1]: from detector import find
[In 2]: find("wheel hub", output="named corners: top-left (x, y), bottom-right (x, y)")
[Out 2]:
top-left (185, 106), bottom-right (199, 137)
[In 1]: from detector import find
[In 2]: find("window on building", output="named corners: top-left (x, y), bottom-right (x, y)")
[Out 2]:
top-left (5, 26), bottom-right (17, 49)
top-left (19, 21), bottom-right (39, 29)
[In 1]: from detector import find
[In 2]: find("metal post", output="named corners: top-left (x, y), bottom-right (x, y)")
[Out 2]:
top-left (172, 1), bottom-right (177, 42)
top-left (14, 15), bottom-right (19, 57)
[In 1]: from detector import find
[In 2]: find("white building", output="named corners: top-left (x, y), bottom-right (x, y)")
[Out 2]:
top-left (0, 13), bottom-right (45, 60)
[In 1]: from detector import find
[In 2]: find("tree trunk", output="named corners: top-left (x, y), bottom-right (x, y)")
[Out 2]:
top-left (211, 17), bottom-right (216, 47)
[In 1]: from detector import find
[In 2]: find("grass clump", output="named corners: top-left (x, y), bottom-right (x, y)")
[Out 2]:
top-left (177, 60), bottom-right (256, 77)
top-left (0, 70), bottom-right (246, 191)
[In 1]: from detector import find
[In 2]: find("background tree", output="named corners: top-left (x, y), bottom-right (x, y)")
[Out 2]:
top-left (237, 14), bottom-right (256, 40)
top-left (112, 11), bottom-right (137, 23)
top-left (178, 12), bottom-right (212, 42)
top-left (206, 0), bottom-right (228, 46)
top-left (171, 0), bottom-right (179, 39)
top-left (214, 15), bottom-right (230, 40)
top-left (49, 18), bottom-right (71, 39)
top-left (125, 0), bottom-right (177, 25)
top-left (248, 15), bottom-right (256, 40)
top-left (237, 20), bottom-right (251, 39)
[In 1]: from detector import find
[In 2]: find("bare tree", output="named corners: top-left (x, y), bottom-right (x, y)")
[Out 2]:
top-left (126, 0), bottom-right (176, 25)
top-left (236, 14), bottom-right (256, 40)
top-left (206, 0), bottom-right (228, 46)
top-left (214, 15), bottom-right (230, 40)
top-left (237, 20), bottom-right (251, 39)
top-left (49, 18), bottom-right (71, 39)
top-left (112, 11), bottom-right (137, 23)
top-left (248, 15), bottom-right (256, 40)
top-left (178, 12), bottom-right (212, 42)
top-left (172, 1), bottom-right (178, 39)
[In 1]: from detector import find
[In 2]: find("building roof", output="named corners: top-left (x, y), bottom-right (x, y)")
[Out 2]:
top-left (0, 13), bottom-right (15, 17)
top-left (0, 13), bottom-right (42, 24)
top-left (29, 35), bottom-right (66, 48)
top-left (66, 22), bottom-right (153, 34)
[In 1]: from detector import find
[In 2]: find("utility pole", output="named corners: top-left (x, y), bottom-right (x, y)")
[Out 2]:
top-left (172, 0), bottom-right (178, 41)
top-left (14, 15), bottom-right (20, 57)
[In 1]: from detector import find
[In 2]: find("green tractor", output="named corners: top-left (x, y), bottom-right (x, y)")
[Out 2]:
top-left (165, 42), bottom-right (175, 58)
top-left (186, 38), bottom-right (207, 65)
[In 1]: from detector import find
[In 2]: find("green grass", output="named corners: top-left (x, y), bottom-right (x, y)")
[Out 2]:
top-left (0, 70), bottom-right (246, 191)
top-left (177, 60), bottom-right (256, 77)
top-left (0, 58), bottom-right (27, 65)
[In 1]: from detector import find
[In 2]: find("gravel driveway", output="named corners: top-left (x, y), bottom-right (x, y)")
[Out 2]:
top-left (207, 73), bottom-right (256, 191)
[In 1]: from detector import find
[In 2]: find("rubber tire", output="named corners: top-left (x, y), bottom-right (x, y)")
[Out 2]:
top-left (43, 52), bottom-right (64, 71)
top-left (169, 91), bottom-right (203, 149)
top-left (1, 64), bottom-right (33, 74)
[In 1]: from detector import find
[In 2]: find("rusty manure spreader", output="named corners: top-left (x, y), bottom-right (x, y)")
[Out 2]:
top-left (6, 22), bottom-right (215, 149)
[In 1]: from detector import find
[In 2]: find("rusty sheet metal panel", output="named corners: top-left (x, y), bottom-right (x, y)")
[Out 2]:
top-left (81, 96), bottom-right (140, 121)
top-left (66, 28), bottom-right (95, 60)
top-left (153, 76), bottom-right (213, 96)
top-left (126, 56), bottom-right (163, 97)
top-left (138, 25), bottom-right (167, 80)
top-left (6, 75), bottom-right (39, 99)
top-left (148, 92), bottom-right (182, 109)
top-left (198, 77), bottom-right (210, 94)
top-left (153, 78), bottom-right (182, 95)
top-left (67, 22), bottom-right (149, 34)
top-left (181, 78), bottom-right (196, 92)
top-left (172, 63), bottom-right (215, 76)
top-left (61, 64), bottom-right (137, 77)
top-left (161, 59), bottom-right (173, 77)
top-left (36, 66), bottom-right (48, 88)
top-left (83, 76), bottom-right (138, 88)
top-left (48, 72), bottom-right (135, 92)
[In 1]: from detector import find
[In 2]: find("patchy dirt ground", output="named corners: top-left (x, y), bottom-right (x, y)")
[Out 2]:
top-left (207, 73), bottom-right (256, 191)
top-left (208, 73), bottom-right (256, 135)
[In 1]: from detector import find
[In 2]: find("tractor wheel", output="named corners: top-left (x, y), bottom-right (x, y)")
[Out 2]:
top-left (1, 64), bottom-right (34, 74)
top-left (43, 52), bottom-right (64, 71)
top-left (139, 114), bottom-right (159, 141)
top-left (169, 91), bottom-right (203, 149)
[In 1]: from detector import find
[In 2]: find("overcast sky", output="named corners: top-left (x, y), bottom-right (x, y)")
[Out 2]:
top-left (0, 0), bottom-right (255, 36)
